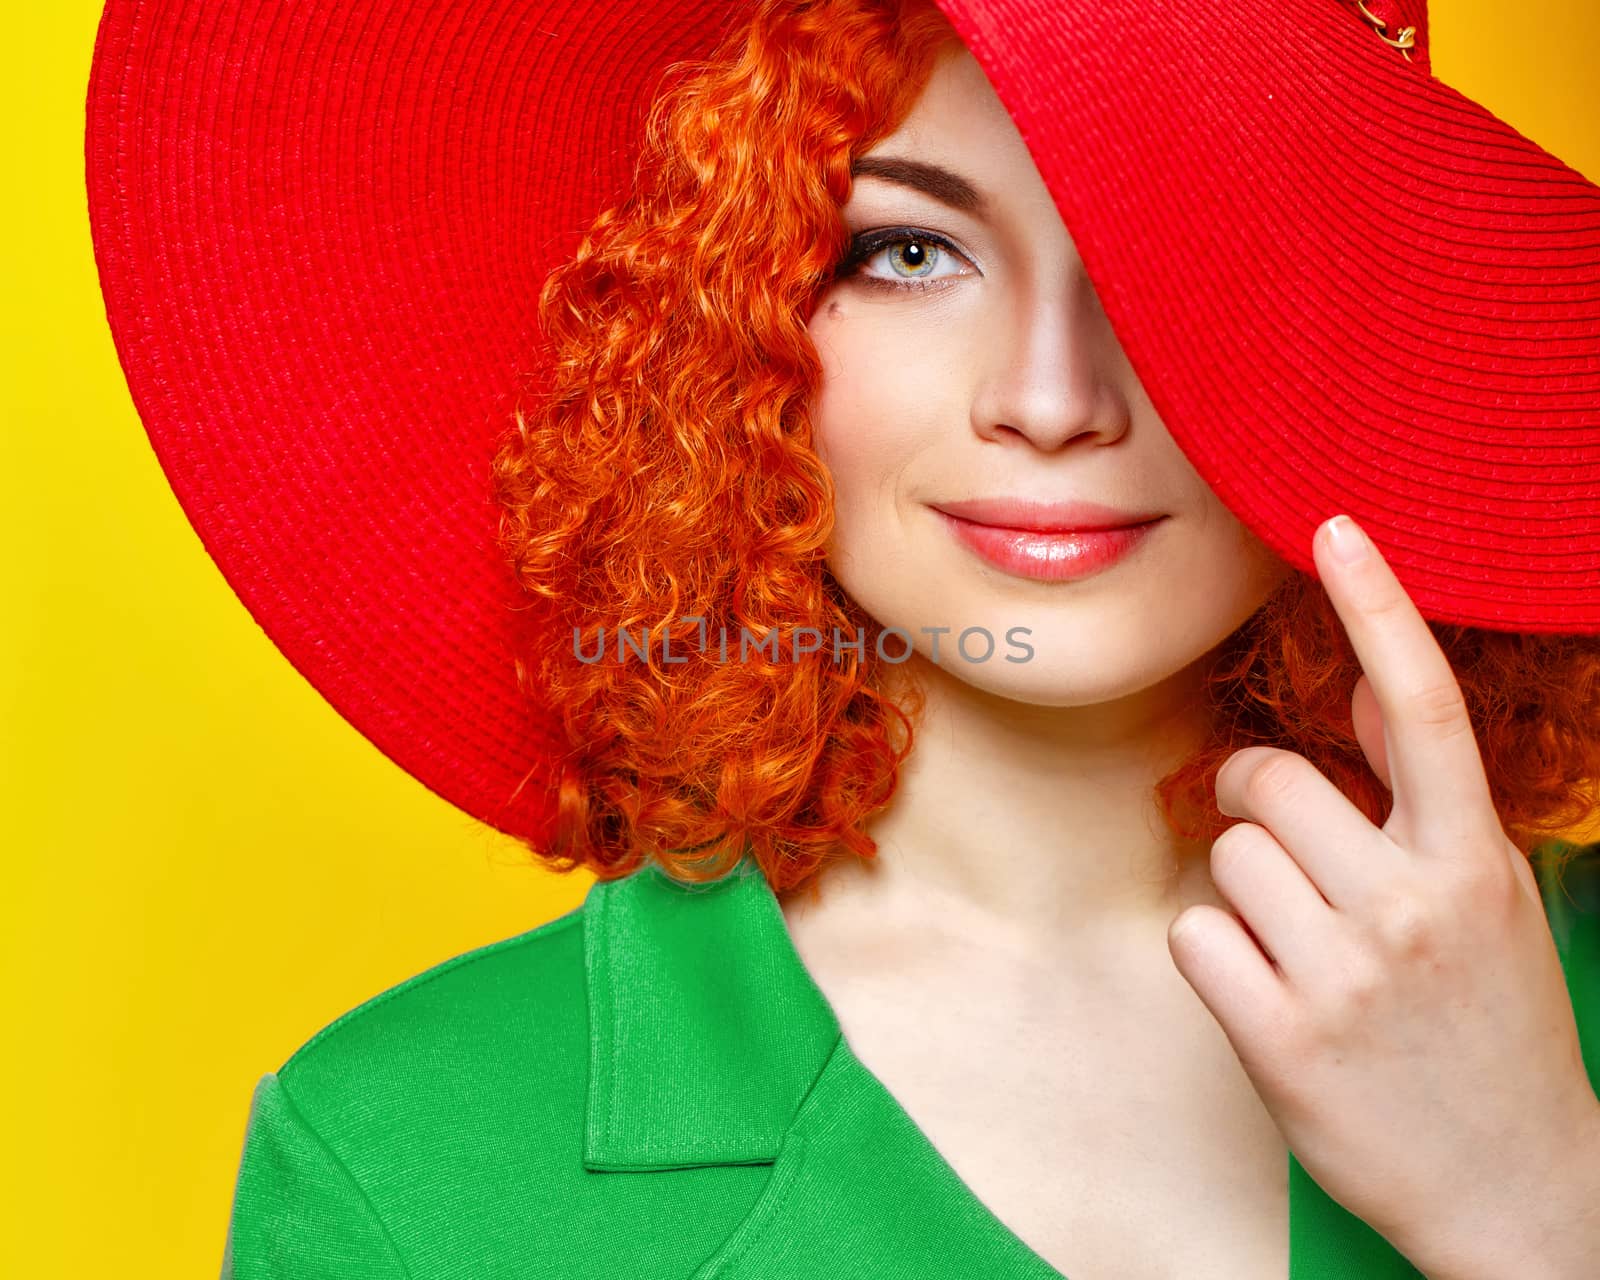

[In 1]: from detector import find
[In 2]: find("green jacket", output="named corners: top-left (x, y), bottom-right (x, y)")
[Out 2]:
top-left (223, 845), bottom-right (1600, 1278)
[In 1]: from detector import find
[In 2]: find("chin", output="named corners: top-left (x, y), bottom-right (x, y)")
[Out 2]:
top-left (880, 604), bottom-right (1184, 705)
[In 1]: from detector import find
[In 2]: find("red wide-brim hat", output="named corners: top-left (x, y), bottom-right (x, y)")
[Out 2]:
top-left (85, 0), bottom-right (1600, 846)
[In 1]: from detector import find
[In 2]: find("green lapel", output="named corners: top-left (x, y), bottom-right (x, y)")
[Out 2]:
top-left (581, 851), bottom-right (1600, 1278)
top-left (581, 854), bottom-right (839, 1170)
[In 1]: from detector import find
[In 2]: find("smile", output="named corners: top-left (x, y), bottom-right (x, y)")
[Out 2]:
top-left (935, 510), bottom-right (1166, 581)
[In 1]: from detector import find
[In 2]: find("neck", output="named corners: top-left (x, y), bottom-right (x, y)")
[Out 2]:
top-left (785, 650), bottom-right (1228, 953)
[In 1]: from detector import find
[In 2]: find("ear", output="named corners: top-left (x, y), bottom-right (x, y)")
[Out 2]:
top-left (1351, 672), bottom-right (1391, 792)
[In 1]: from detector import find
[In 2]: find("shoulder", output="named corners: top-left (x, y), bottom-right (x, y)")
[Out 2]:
top-left (280, 896), bottom-right (587, 1091)
top-left (224, 863), bottom-right (789, 1278)
top-left (265, 891), bottom-right (595, 1195)
top-left (226, 876), bottom-right (735, 1277)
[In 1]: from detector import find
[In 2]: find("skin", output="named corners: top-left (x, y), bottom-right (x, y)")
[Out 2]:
top-left (782, 42), bottom-right (1600, 1280)
top-left (784, 42), bottom-right (1300, 1279)
top-left (798, 41), bottom-right (1291, 943)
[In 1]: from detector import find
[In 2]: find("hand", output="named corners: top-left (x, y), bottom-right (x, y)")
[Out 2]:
top-left (1166, 513), bottom-right (1600, 1280)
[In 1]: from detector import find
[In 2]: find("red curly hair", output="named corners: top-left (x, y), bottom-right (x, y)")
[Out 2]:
top-left (491, 0), bottom-right (1600, 902)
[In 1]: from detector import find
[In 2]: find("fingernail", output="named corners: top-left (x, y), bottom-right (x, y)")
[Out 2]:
top-left (1326, 514), bottom-right (1370, 564)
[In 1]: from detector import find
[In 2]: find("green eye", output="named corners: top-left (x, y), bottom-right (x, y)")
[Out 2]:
top-left (881, 236), bottom-right (940, 278)
top-left (838, 228), bottom-right (973, 293)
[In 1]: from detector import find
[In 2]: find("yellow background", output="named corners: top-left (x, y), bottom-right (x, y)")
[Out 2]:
top-left (4, 3), bottom-right (1597, 1274)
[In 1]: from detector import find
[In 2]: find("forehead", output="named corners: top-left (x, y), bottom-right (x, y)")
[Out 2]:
top-left (850, 48), bottom-right (1059, 231)
top-left (869, 47), bottom-right (1012, 150)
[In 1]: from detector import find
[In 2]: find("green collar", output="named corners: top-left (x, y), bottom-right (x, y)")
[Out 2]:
top-left (581, 855), bottom-right (840, 1171)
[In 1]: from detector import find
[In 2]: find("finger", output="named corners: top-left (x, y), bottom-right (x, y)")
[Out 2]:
top-left (1350, 673), bottom-right (1391, 792)
top-left (1314, 515), bottom-right (1494, 851)
top-left (1214, 745), bottom-right (1392, 910)
top-left (1167, 903), bottom-right (1290, 1074)
top-left (1206, 818), bottom-right (1335, 985)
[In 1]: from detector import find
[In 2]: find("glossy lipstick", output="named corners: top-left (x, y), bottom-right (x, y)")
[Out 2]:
top-left (931, 498), bottom-right (1165, 582)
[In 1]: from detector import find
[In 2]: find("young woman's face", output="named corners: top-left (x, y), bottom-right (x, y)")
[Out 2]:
top-left (806, 45), bottom-right (1293, 711)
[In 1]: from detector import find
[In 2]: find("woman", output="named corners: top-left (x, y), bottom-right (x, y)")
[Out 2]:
top-left (85, 0), bottom-right (1600, 1276)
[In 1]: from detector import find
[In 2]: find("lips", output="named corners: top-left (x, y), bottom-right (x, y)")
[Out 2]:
top-left (929, 496), bottom-right (1164, 532)
top-left (934, 507), bottom-right (1165, 582)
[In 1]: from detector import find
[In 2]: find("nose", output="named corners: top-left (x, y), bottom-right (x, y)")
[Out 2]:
top-left (968, 265), bottom-right (1133, 452)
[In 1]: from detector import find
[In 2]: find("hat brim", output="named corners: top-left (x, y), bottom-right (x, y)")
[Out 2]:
top-left (85, 0), bottom-right (1600, 841)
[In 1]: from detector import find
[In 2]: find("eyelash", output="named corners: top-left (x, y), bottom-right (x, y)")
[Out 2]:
top-left (836, 227), bottom-right (975, 294)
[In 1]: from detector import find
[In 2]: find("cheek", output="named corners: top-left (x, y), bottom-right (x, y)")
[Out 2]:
top-left (1185, 514), bottom-right (1293, 635)
top-left (1132, 501), bottom-right (1288, 643)
top-left (1230, 516), bottom-right (1294, 604)
top-left (1183, 478), bottom-right (1288, 587)
top-left (807, 358), bottom-right (938, 508)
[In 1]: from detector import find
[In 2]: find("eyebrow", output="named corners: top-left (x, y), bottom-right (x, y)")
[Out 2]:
top-left (847, 155), bottom-right (989, 217)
